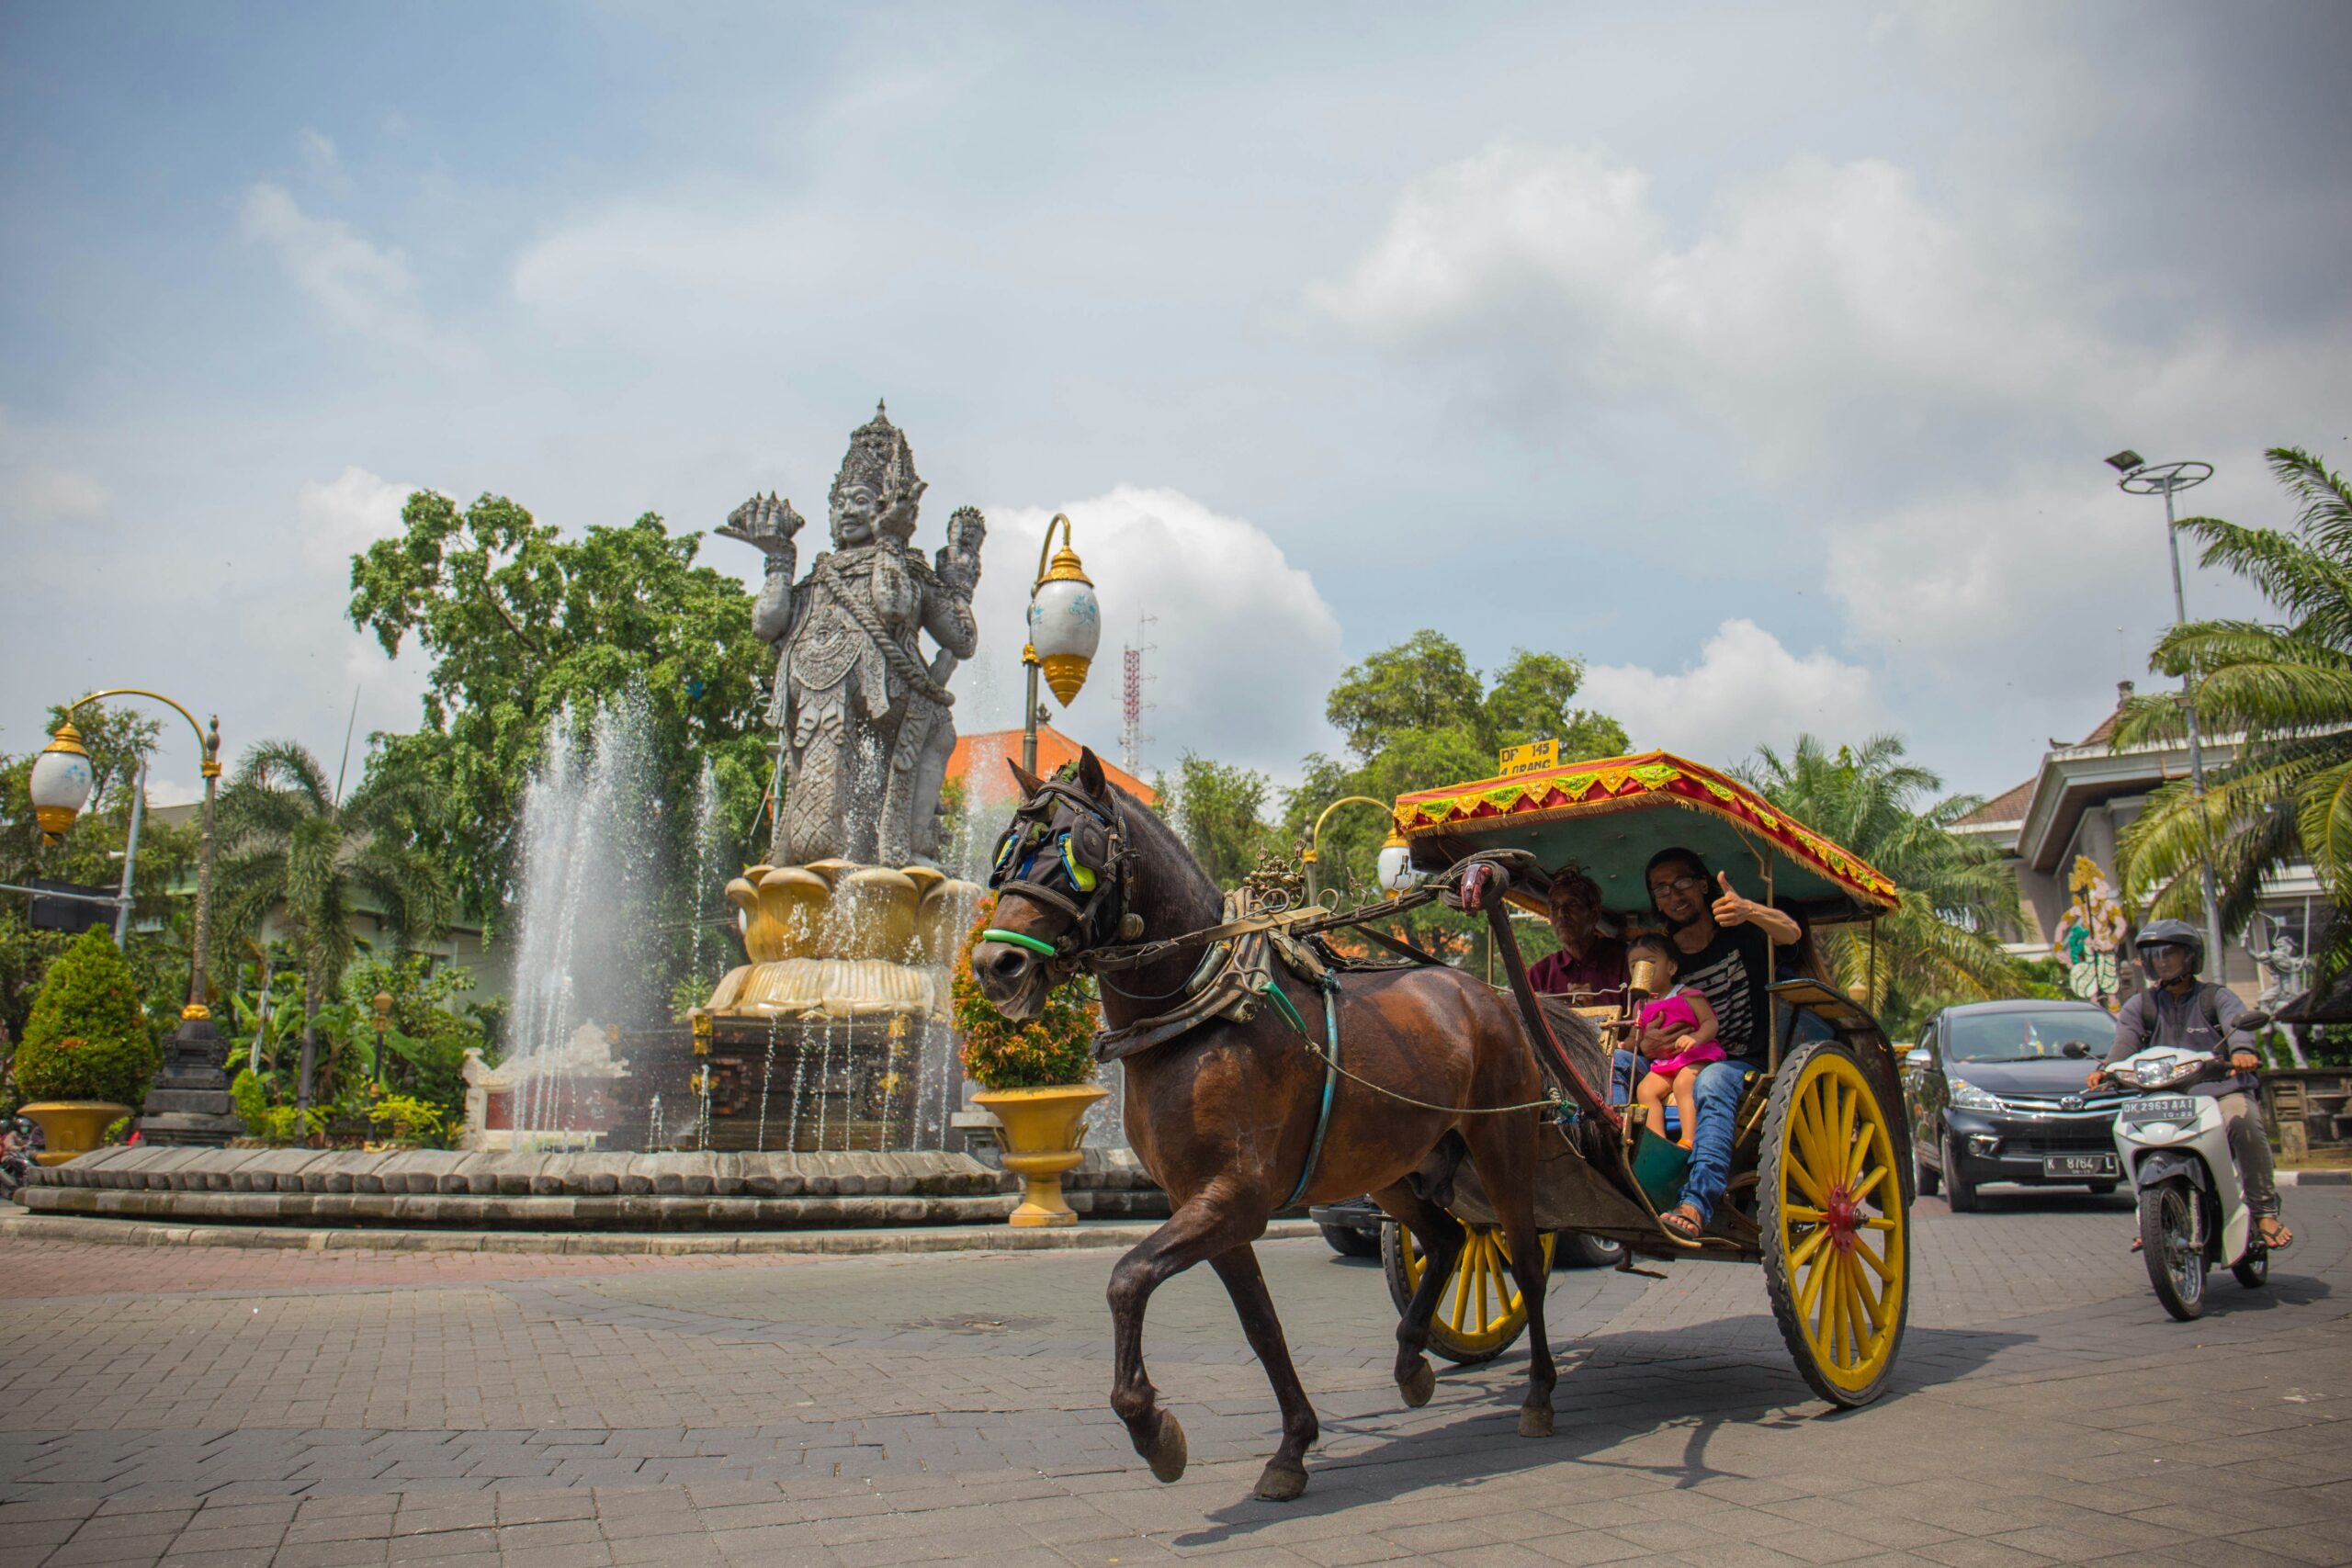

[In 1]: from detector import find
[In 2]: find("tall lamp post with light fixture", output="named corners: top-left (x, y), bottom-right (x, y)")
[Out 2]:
top-left (28, 689), bottom-right (242, 1146)
top-left (1300, 795), bottom-right (1417, 906)
top-left (2105, 450), bottom-right (2227, 974)
top-left (1022, 514), bottom-right (1102, 774)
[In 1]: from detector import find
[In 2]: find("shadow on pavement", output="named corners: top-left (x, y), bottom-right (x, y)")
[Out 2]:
top-left (1170, 1315), bottom-right (2025, 1548)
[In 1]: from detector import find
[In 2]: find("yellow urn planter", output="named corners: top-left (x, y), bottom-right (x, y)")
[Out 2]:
top-left (972, 1083), bottom-right (1109, 1227)
top-left (19, 1100), bottom-right (132, 1166)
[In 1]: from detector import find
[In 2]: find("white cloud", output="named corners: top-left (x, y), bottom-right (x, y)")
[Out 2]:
top-left (239, 183), bottom-right (462, 358)
top-left (1308, 143), bottom-right (2116, 478)
top-left (964, 486), bottom-right (1344, 784)
top-left (1, 463), bottom-right (108, 520)
top-left (297, 466), bottom-right (411, 568)
top-left (296, 128), bottom-right (350, 197)
top-left (1582, 619), bottom-right (1885, 761)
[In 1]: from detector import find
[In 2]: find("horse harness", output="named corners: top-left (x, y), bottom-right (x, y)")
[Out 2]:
top-left (979, 777), bottom-right (1608, 1208)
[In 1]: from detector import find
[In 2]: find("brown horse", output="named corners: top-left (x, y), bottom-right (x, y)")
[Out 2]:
top-left (972, 748), bottom-right (1559, 1501)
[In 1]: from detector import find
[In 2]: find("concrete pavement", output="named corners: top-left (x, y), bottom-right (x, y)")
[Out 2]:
top-left (0, 1188), bottom-right (2345, 1566)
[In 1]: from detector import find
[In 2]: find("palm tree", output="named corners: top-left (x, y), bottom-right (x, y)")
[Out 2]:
top-left (1741, 736), bottom-right (2024, 1028)
top-left (2114, 448), bottom-right (2352, 951)
top-left (212, 741), bottom-right (450, 1108)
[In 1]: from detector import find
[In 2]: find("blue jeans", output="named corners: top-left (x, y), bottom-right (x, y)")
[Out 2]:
top-left (1681, 1059), bottom-right (1758, 1223)
top-left (1613, 1051), bottom-right (1756, 1221)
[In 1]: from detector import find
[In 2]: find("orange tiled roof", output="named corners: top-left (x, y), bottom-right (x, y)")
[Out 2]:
top-left (1953, 777), bottom-right (2036, 828)
top-left (946, 726), bottom-right (1158, 808)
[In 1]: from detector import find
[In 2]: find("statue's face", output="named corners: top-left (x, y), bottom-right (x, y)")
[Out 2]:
top-left (832, 483), bottom-right (880, 547)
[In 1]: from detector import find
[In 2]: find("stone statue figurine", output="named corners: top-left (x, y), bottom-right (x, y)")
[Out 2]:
top-left (719, 403), bottom-right (984, 868)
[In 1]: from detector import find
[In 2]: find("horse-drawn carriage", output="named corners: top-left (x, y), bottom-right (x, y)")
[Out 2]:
top-left (973, 744), bottom-right (1914, 1500)
top-left (1374, 749), bottom-right (1914, 1408)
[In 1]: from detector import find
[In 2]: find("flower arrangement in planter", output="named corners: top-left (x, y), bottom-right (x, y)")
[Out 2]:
top-left (953, 898), bottom-right (1105, 1224)
top-left (13, 928), bottom-right (162, 1163)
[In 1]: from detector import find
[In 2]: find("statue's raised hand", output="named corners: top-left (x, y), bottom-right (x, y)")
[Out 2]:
top-left (936, 505), bottom-right (986, 595)
top-left (717, 492), bottom-right (805, 559)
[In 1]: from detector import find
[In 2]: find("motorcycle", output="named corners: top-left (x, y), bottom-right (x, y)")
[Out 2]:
top-left (2098, 1023), bottom-right (2270, 1322)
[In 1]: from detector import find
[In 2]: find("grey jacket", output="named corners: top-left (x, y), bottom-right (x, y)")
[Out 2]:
top-left (2106, 981), bottom-right (2258, 1091)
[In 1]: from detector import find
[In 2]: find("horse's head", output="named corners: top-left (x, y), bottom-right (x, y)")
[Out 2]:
top-left (972, 747), bottom-right (1140, 1021)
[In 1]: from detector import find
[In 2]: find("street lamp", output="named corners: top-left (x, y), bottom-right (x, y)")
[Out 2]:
top-left (28, 688), bottom-right (235, 1146)
top-left (371, 990), bottom-right (394, 1091)
top-left (2108, 452), bottom-right (2226, 973)
top-left (1302, 795), bottom-right (1415, 904)
top-left (1021, 513), bottom-right (1101, 774)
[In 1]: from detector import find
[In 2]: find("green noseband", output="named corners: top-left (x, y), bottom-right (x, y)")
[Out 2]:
top-left (979, 928), bottom-right (1060, 959)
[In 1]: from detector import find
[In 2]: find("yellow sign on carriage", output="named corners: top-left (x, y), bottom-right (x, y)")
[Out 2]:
top-left (1497, 738), bottom-right (1558, 777)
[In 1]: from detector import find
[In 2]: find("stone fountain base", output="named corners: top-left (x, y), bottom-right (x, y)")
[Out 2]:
top-left (14, 1144), bottom-right (1169, 1230)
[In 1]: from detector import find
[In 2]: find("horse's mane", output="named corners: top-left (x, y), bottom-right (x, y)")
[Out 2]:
top-left (1104, 778), bottom-right (1224, 924)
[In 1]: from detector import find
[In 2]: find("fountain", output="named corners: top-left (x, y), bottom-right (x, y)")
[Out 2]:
top-left (18, 405), bottom-right (1162, 1229)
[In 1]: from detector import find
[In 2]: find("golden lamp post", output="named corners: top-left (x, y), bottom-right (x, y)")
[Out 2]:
top-left (1300, 795), bottom-right (1417, 906)
top-left (28, 689), bottom-right (239, 1145)
top-left (1020, 513), bottom-right (1102, 774)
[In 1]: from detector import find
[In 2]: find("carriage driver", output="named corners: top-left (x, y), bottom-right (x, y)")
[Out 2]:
top-left (1642, 848), bottom-right (1801, 1242)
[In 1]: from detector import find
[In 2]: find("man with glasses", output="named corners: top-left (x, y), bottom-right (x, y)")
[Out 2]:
top-left (1642, 847), bottom-right (1801, 1241)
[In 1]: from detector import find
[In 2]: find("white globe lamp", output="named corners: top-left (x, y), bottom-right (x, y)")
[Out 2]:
top-left (29, 722), bottom-right (96, 845)
top-left (1027, 539), bottom-right (1101, 706)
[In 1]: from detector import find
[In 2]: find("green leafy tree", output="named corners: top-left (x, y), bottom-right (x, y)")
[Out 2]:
top-left (1170, 753), bottom-right (1278, 890)
top-left (347, 491), bottom-right (773, 926)
top-left (1284, 631), bottom-right (1628, 960)
top-left (1740, 735), bottom-right (2024, 1033)
top-left (210, 741), bottom-right (453, 1109)
top-left (2113, 448), bottom-right (2352, 953)
top-left (13, 928), bottom-right (160, 1107)
top-left (2, 703), bottom-right (198, 1051)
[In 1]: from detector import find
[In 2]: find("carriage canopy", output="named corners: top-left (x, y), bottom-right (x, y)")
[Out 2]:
top-left (1395, 750), bottom-right (1899, 926)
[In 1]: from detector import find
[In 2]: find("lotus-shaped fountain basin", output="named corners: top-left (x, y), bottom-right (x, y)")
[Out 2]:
top-left (712, 862), bottom-right (980, 1019)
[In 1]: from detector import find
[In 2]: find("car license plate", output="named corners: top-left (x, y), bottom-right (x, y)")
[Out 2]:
top-left (2122, 1097), bottom-right (2199, 1123)
top-left (2044, 1154), bottom-right (2118, 1178)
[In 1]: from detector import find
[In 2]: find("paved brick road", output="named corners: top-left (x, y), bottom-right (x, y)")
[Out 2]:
top-left (0, 1190), bottom-right (2346, 1567)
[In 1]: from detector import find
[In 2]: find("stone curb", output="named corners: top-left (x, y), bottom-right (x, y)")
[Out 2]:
top-left (0, 1208), bottom-right (1318, 1257)
top-left (2279, 1168), bottom-right (2350, 1185)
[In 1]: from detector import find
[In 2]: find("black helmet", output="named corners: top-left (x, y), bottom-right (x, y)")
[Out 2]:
top-left (2133, 918), bottom-right (2205, 980)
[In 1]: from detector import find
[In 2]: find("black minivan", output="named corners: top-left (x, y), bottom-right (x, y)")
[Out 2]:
top-left (1905, 998), bottom-right (2131, 1212)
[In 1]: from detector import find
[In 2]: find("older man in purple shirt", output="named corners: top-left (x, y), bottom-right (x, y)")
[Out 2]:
top-left (1527, 867), bottom-right (1628, 1000)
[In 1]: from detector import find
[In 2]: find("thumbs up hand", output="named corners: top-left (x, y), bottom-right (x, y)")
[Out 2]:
top-left (1712, 871), bottom-right (1754, 929)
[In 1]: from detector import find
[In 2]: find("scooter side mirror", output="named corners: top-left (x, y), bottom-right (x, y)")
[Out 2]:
top-left (2236, 1010), bottom-right (2272, 1032)
top-left (2062, 1040), bottom-right (2093, 1059)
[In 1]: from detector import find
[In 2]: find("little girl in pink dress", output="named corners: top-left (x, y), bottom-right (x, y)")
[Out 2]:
top-left (1627, 935), bottom-right (1723, 1146)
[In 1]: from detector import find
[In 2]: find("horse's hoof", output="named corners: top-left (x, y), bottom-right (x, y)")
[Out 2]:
top-left (1518, 1404), bottom-right (1555, 1438)
top-left (1399, 1358), bottom-right (1435, 1408)
top-left (1145, 1410), bottom-right (1189, 1483)
top-left (1254, 1458), bottom-right (1309, 1502)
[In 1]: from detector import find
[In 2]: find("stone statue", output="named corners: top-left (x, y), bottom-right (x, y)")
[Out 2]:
top-left (719, 403), bottom-right (984, 868)
top-left (2248, 914), bottom-right (2312, 1010)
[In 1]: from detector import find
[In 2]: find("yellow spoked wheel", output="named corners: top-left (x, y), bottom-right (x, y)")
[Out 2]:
top-left (1760, 1041), bottom-right (1910, 1407)
top-left (1381, 1218), bottom-right (1557, 1365)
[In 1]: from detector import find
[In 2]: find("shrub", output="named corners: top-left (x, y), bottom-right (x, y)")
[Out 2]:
top-left (366, 1093), bottom-right (447, 1146)
top-left (230, 1066), bottom-right (271, 1133)
top-left (13, 929), bottom-right (160, 1106)
top-left (952, 899), bottom-right (1099, 1090)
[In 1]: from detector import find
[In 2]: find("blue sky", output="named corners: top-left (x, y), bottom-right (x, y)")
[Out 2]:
top-left (5, 2), bottom-right (2348, 808)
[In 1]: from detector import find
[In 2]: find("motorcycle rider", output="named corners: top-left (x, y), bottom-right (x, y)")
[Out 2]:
top-left (2092, 918), bottom-right (2291, 1251)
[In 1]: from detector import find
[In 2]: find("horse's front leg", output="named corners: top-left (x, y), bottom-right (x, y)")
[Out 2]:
top-left (1371, 1179), bottom-right (1466, 1409)
top-left (1107, 1190), bottom-right (1261, 1485)
top-left (1207, 1242), bottom-right (1317, 1500)
top-left (1462, 1115), bottom-right (1556, 1438)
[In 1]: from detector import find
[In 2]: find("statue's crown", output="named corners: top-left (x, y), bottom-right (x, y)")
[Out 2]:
top-left (832, 400), bottom-right (927, 527)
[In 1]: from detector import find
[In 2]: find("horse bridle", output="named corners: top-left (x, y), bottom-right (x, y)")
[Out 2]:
top-left (980, 774), bottom-right (1142, 976)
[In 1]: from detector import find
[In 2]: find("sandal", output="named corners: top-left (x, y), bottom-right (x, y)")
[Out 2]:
top-left (1661, 1202), bottom-right (1704, 1244)
top-left (2258, 1216), bottom-right (2295, 1252)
